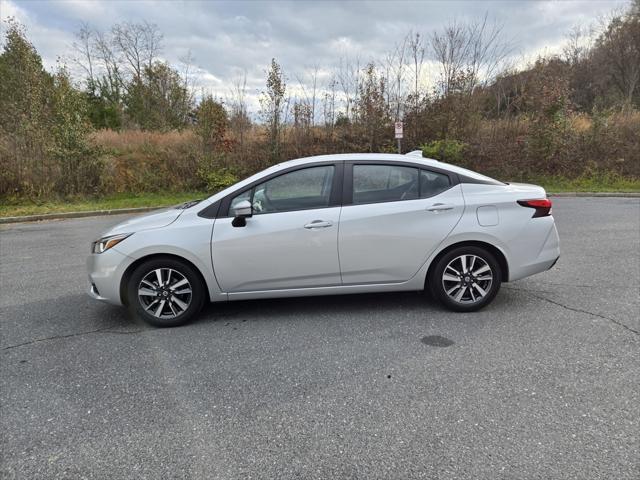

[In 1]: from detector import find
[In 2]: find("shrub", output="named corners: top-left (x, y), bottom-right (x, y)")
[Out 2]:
top-left (50, 68), bottom-right (104, 195)
top-left (195, 95), bottom-right (228, 153)
top-left (198, 168), bottom-right (238, 193)
top-left (196, 153), bottom-right (238, 193)
top-left (421, 139), bottom-right (468, 164)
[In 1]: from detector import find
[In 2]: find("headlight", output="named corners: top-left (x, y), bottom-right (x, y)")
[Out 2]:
top-left (91, 233), bottom-right (133, 254)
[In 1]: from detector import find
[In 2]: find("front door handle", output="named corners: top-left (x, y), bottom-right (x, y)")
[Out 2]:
top-left (427, 203), bottom-right (454, 212)
top-left (304, 220), bottom-right (333, 229)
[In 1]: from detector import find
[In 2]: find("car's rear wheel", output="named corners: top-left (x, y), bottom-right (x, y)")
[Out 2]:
top-left (127, 257), bottom-right (205, 327)
top-left (428, 246), bottom-right (502, 312)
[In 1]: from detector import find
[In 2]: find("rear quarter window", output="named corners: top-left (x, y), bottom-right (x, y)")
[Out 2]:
top-left (420, 170), bottom-right (451, 198)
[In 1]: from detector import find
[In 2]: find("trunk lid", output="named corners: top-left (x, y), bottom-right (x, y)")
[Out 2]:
top-left (505, 182), bottom-right (547, 198)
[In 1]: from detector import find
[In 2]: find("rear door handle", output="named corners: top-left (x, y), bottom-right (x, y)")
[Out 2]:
top-left (427, 203), bottom-right (454, 212)
top-left (304, 220), bottom-right (333, 229)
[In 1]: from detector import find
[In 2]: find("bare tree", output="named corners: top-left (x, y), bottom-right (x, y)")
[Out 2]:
top-left (408, 31), bottom-right (426, 105)
top-left (467, 14), bottom-right (512, 90)
top-left (431, 20), bottom-right (469, 95)
top-left (92, 29), bottom-right (123, 102)
top-left (562, 25), bottom-right (594, 66)
top-left (431, 14), bottom-right (511, 96)
top-left (177, 50), bottom-right (197, 121)
top-left (407, 31), bottom-right (426, 142)
top-left (593, 9), bottom-right (640, 106)
top-left (382, 34), bottom-right (408, 121)
top-left (112, 21), bottom-right (163, 82)
top-left (228, 72), bottom-right (251, 158)
top-left (71, 23), bottom-right (95, 88)
top-left (322, 75), bottom-right (337, 129)
top-left (309, 64), bottom-right (319, 126)
top-left (293, 71), bottom-right (311, 127)
top-left (295, 64), bottom-right (320, 126)
top-left (337, 55), bottom-right (361, 121)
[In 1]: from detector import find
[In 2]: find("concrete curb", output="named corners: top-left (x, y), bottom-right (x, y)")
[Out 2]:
top-left (548, 192), bottom-right (640, 197)
top-left (0, 206), bottom-right (164, 225)
top-left (1, 192), bottom-right (639, 225)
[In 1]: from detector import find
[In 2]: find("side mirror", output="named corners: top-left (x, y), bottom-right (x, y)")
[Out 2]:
top-left (232, 200), bottom-right (252, 227)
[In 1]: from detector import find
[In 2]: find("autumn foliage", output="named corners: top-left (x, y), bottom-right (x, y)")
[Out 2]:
top-left (1, 3), bottom-right (639, 200)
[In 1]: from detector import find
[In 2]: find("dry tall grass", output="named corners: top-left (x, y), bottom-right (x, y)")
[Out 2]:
top-left (465, 111), bottom-right (640, 179)
top-left (90, 129), bottom-right (198, 152)
top-left (86, 110), bottom-right (639, 195)
top-left (3, 110), bottom-right (638, 199)
top-left (90, 129), bottom-right (201, 194)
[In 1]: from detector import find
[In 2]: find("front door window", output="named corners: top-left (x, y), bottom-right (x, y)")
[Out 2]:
top-left (229, 165), bottom-right (335, 215)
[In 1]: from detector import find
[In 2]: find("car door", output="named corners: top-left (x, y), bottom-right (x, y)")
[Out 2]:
top-left (338, 162), bottom-right (464, 284)
top-left (212, 163), bottom-right (343, 292)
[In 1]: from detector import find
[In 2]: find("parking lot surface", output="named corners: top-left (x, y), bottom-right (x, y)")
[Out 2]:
top-left (1, 198), bottom-right (638, 479)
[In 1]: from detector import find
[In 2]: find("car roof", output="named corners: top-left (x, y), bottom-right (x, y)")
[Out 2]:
top-left (270, 152), bottom-right (436, 169)
top-left (269, 153), bottom-right (501, 185)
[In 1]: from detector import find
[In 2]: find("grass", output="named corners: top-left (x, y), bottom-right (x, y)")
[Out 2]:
top-left (0, 191), bottom-right (207, 218)
top-left (520, 173), bottom-right (640, 193)
top-left (1, 173), bottom-right (638, 218)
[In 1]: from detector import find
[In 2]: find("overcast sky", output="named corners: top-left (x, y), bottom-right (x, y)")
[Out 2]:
top-left (0, 0), bottom-right (630, 111)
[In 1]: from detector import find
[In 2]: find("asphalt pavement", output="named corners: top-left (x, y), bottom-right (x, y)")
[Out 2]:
top-left (1, 198), bottom-right (638, 479)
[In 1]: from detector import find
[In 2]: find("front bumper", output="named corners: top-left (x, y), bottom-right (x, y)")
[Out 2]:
top-left (86, 248), bottom-right (131, 306)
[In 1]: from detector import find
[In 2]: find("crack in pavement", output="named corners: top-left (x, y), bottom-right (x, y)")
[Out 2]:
top-left (531, 281), bottom-right (631, 289)
top-left (505, 286), bottom-right (639, 336)
top-left (5, 284), bottom-right (637, 351)
top-left (1, 325), bottom-right (150, 351)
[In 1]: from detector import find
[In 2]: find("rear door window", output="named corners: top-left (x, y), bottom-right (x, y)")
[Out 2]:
top-left (352, 165), bottom-right (419, 204)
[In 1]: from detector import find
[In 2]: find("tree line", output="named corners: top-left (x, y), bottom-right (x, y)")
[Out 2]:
top-left (1, 0), bottom-right (639, 200)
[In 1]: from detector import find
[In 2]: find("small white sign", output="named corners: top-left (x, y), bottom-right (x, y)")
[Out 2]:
top-left (395, 121), bottom-right (403, 139)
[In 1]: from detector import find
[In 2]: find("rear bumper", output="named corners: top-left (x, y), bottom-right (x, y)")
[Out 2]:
top-left (509, 222), bottom-right (561, 281)
top-left (86, 249), bottom-right (130, 306)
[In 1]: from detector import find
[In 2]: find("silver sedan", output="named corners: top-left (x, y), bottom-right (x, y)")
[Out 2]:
top-left (88, 152), bottom-right (560, 327)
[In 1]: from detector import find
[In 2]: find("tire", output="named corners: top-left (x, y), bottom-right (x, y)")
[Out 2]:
top-left (127, 257), bottom-right (205, 327)
top-left (428, 246), bottom-right (502, 312)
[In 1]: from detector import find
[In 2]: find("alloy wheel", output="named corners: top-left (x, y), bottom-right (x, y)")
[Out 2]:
top-left (441, 254), bottom-right (493, 304)
top-left (137, 268), bottom-right (193, 319)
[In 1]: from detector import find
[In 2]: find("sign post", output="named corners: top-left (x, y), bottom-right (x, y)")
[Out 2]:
top-left (394, 121), bottom-right (403, 154)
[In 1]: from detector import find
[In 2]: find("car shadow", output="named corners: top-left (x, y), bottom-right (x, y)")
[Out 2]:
top-left (193, 284), bottom-right (524, 328)
top-left (122, 284), bottom-right (522, 325)
top-left (198, 291), bottom-right (436, 323)
top-left (2, 287), bottom-right (524, 350)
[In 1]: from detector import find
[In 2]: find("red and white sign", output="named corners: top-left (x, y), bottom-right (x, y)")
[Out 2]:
top-left (394, 121), bottom-right (403, 139)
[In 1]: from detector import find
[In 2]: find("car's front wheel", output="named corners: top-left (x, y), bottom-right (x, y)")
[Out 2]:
top-left (127, 257), bottom-right (205, 327)
top-left (428, 246), bottom-right (502, 312)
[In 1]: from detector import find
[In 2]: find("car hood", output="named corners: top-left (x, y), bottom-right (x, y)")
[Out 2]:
top-left (100, 207), bottom-right (183, 237)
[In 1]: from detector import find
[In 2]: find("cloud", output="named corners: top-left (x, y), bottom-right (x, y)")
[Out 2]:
top-left (1, 0), bottom-right (630, 113)
top-left (1, 0), bottom-right (76, 71)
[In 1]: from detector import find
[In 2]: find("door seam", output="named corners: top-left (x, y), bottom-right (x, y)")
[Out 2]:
top-left (336, 205), bottom-right (344, 285)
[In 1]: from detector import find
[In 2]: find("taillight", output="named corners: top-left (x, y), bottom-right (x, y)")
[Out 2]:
top-left (517, 198), bottom-right (552, 218)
